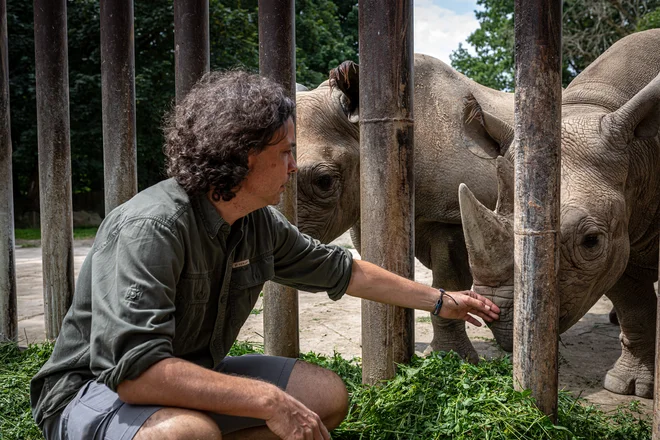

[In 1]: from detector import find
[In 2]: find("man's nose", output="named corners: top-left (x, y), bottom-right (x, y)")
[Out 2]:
top-left (288, 153), bottom-right (298, 174)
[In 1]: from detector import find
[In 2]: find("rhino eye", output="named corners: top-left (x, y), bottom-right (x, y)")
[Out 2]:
top-left (314, 174), bottom-right (334, 191)
top-left (582, 234), bottom-right (600, 249)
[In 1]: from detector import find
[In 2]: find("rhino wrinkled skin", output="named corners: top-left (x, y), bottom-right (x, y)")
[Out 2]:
top-left (459, 30), bottom-right (660, 398)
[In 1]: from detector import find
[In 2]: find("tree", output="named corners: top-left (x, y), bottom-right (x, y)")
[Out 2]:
top-left (7, 0), bottom-right (357, 213)
top-left (450, 0), bottom-right (660, 91)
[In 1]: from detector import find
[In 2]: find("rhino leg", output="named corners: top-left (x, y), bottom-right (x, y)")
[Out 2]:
top-left (421, 224), bottom-right (479, 363)
top-left (603, 271), bottom-right (656, 398)
top-left (349, 221), bottom-right (361, 254)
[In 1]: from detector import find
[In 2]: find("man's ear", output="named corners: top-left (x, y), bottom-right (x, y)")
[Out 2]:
top-left (463, 94), bottom-right (514, 159)
top-left (329, 61), bottom-right (360, 123)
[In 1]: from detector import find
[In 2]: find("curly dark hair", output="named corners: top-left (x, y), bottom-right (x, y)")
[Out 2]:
top-left (164, 70), bottom-right (295, 201)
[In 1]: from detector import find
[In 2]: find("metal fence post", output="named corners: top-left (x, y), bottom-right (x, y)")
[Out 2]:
top-left (174, 0), bottom-right (209, 104)
top-left (0, 0), bottom-right (17, 343)
top-left (101, 0), bottom-right (138, 213)
top-left (358, 0), bottom-right (415, 385)
top-left (258, 0), bottom-right (299, 358)
top-left (513, 0), bottom-right (563, 420)
top-left (34, 0), bottom-right (75, 339)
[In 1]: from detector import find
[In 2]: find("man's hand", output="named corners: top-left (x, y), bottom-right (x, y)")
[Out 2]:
top-left (265, 389), bottom-right (331, 440)
top-left (438, 290), bottom-right (500, 326)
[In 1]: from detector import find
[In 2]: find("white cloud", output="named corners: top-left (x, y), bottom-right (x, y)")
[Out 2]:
top-left (414, 0), bottom-right (479, 65)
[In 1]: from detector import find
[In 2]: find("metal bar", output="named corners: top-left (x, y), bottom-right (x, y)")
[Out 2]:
top-left (513, 0), bottom-right (562, 420)
top-left (34, 0), bottom-right (75, 339)
top-left (174, 0), bottom-right (209, 104)
top-left (0, 0), bottom-right (17, 343)
top-left (654, 250), bottom-right (660, 440)
top-left (258, 0), bottom-right (299, 358)
top-left (358, 0), bottom-right (415, 385)
top-left (101, 0), bottom-right (137, 214)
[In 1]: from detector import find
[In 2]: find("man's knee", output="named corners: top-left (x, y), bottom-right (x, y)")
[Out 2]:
top-left (134, 407), bottom-right (222, 440)
top-left (285, 361), bottom-right (349, 430)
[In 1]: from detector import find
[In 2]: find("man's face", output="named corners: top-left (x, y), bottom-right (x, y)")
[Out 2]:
top-left (242, 117), bottom-right (297, 207)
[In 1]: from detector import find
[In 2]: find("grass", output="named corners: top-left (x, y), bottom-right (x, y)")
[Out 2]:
top-left (14, 227), bottom-right (98, 241)
top-left (1, 342), bottom-right (651, 440)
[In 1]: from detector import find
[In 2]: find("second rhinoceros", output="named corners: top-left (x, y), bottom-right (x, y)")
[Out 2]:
top-left (459, 29), bottom-right (660, 398)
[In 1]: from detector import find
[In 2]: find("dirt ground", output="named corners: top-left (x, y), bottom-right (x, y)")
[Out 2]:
top-left (15, 232), bottom-right (655, 416)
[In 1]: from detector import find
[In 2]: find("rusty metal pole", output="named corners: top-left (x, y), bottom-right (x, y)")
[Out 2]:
top-left (359, 0), bottom-right (415, 385)
top-left (258, 0), bottom-right (299, 358)
top-left (174, 0), bottom-right (209, 104)
top-left (654, 250), bottom-right (660, 440)
top-left (34, 0), bottom-right (75, 339)
top-left (101, 0), bottom-right (137, 214)
top-left (0, 0), bottom-right (17, 343)
top-left (513, 0), bottom-right (562, 420)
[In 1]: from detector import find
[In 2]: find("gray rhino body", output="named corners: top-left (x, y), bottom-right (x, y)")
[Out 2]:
top-left (295, 54), bottom-right (515, 360)
top-left (459, 29), bottom-right (660, 398)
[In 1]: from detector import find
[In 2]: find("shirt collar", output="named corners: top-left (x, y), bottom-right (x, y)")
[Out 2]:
top-left (195, 193), bottom-right (230, 238)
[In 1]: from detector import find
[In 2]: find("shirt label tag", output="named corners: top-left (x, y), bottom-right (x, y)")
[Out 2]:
top-left (232, 259), bottom-right (250, 268)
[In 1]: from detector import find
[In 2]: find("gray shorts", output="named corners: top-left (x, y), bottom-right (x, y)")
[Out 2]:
top-left (41, 354), bottom-right (297, 440)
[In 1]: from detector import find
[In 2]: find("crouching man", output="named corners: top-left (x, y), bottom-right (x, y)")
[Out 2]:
top-left (31, 71), bottom-right (499, 440)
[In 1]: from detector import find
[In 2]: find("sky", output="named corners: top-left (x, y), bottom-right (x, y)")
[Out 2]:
top-left (413, 0), bottom-right (481, 65)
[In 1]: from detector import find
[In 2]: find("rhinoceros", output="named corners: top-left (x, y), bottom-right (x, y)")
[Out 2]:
top-left (459, 29), bottom-right (660, 398)
top-left (295, 54), bottom-right (515, 361)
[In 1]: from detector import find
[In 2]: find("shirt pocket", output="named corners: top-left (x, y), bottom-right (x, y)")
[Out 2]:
top-left (173, 272), bottom-right (211, 346)
top-left (227, 255), bottom-right (275, 335)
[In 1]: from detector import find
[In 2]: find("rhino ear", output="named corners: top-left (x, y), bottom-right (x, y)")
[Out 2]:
top-left (463, 95), bottom-right (515, 159)
top-left (602, 72), bottom-right (660, 142)
top-left (329, 61), bottom-right (360, 123)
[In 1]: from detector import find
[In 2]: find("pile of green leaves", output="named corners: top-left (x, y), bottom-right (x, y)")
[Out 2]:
top-left (1, 342), bottom-right (651, 440)
top-left (0, 342), bottom-right (54, 440)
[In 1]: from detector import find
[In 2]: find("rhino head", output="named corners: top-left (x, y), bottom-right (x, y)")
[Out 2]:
top-left (459, 72), bottom-right (660, 351)
top-left (295, 62), bottom-right (361, 243)
top-left (296, 58), bottom-right (516, 244)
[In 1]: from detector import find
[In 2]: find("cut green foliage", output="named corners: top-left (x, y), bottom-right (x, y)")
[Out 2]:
top-left (14, 227), bottom-right (98, 241)
top-left (0, 342), bottom-right (54, 440)
top-left (1, 342), bottom-right (650, 440)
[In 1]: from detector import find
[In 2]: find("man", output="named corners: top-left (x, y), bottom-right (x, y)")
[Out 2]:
top-left (31, 71), bottom-right (499, 440)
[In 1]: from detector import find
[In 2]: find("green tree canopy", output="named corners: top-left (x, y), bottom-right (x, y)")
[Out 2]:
top-left (450, 0), bottom-right (660, 91)
top-left (7, 0), bottom-right (357, 213)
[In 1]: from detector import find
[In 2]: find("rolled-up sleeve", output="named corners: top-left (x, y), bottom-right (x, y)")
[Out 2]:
top-left (269, 208), bottom-right (353, 300)
top-left (90, 218), bottom-right (184, 391)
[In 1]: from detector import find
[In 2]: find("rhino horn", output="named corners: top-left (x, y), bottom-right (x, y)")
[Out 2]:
top-left (459, 183), bottom-right (514, 284)
top-left (494, 156), bottom-right (514, 216)
top-left (602, 72), bottom-right (660, 142)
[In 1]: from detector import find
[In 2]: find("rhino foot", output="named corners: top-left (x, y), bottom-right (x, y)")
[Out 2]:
top-left (603, 353), bottom-right (654, 398)
top-left (429, 315), bottom-right (479, 363)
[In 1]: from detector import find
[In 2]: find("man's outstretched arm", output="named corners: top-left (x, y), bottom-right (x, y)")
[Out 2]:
top-left (344, 259), bottom-right (500, 326)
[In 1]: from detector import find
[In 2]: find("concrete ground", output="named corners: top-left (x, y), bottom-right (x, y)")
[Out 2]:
top-left (15, 232), bottom-right (655, 415)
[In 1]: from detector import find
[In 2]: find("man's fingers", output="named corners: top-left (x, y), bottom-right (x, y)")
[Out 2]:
top-left (464, 296), bottom-right (498, 317)
top-left (466, 291), bottom-right (501, 314)
top-left (320, 421), bottom-right (331, 440)
top-left (464, 314), bottom-right (481, 326)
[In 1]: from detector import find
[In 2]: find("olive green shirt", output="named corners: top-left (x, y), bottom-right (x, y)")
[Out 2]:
top-left (30, 178), bottom-right (353, 428)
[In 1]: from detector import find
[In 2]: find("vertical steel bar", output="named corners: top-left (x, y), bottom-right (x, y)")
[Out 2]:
top-left (101, 0), bottom-right (137, 214)
top-left (258, 0), bottom-right (299, 358)
top-left (654, 250), bottom-right (660, 440)
top-left (34, 0), bottom-right (75, 339)
top-left (0, 0), bottom-right (17, 343)
top-left (174, 0), bottom-right (209, 104)
top-left (358, 0), bottom-right (415, 385)
top-left (513, 0), bottom-right (562, 420)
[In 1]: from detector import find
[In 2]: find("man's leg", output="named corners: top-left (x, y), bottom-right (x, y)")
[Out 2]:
top-left (223, 360), bottom-right (349, 439)
top-left (133, 408), bottom-right (222, 440)
top-left (133, 357), bottom-right (348, 440)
